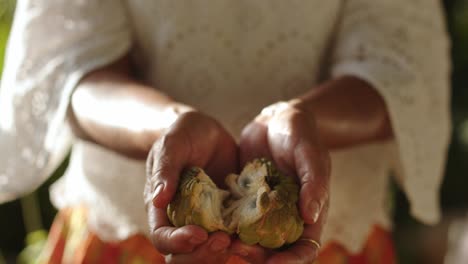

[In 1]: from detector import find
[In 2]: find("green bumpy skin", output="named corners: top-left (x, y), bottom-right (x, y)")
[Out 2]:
top-left (167, 158), bottom-right (304, 249)
top-left (227, 158), bottom-right (304, 248)
top-left (166, 167), bottom-right (231, 233)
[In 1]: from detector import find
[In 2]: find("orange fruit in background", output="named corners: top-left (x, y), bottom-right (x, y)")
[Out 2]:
top-left (226, 226), bottom-right (396, 264)
top-left (358, 226), bottom-right (396, 264)
top-left (315, 243), bottom-right (349, 264)
top-left (315, 226), bottom-right (396, 264)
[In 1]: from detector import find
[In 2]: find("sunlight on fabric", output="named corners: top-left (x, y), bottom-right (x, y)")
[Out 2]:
top-left (0, 70), bottom-right (15, 132)
top-left (0, 94), bottom-right (13, 131)
top-left (445, 216), bottom-right (468, 264)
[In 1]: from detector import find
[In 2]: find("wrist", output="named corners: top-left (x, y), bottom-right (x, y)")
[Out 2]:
top-left (293, 77), bottom-right (393, 149)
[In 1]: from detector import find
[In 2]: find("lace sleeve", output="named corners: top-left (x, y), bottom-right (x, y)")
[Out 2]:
top-left (330, 0), bottom-right (451, 224)
top-left (0, 0), bottom-right (131, 203)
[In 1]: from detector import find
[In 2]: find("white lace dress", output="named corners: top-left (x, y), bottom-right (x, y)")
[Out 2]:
top-left (0, 0), bottom-right (451, 253)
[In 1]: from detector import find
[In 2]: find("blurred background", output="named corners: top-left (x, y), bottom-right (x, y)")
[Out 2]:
top-left (0, 0), bottom-right (467, 263)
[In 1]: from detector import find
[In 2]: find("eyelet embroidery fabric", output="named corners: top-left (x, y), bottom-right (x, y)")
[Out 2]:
top-left (330, 0), bottom-right (451, 224)
top-left (0, 0), bottom-right (131, 202)
top-left (0, 0), bottom-right (450, 253)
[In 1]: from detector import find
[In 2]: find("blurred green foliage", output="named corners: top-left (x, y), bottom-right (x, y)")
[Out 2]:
top-left (0, 0), bottom-right (14, 73)
top-left (0, 0), bottom-right (468, 263)
top-left (16, 230), bottom-right (47, 264)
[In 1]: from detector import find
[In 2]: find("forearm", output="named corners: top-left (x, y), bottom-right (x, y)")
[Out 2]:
top-left (295, 76), bottom-right (393, 150)
top-left (69, 56), bottom-right (192, 159)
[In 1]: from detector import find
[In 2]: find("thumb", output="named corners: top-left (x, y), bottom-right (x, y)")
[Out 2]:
top-left (149, 133), bottom-right (190, 208)
top-left (294, 142), bottom-right (330, 224)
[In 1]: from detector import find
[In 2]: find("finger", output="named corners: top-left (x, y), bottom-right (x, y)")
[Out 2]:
top-left (230, 239), bottom-right (269, 264)
top-left (149, 205), bottom-right (208, 254)
top-left (151, 225), bottom-right (208, 255)
top-left (266, 241), bottom-right (319, 264)
top-left (151, 203), bottom-right (172, 230)
top-left (165, 232), bottom-right (231, 264)
top-left (144, 147), bottom-right (156, 207)
top-left (240, 121), bottom-right (272, 166)
top-left (150, 131), bottom-right (191, 208)
top-left (146, 146), bottom-right (155, 180)
top-left (294, 141), bottom-right (330, 224)
top-left (151, 112), bottom-right (235, 206)
top-left (267, 207), bottom-right (327, 264)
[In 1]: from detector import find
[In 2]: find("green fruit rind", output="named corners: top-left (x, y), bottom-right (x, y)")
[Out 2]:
top-left (167, 167), bottom-right (230, 233)
top-left (167, 159), bottom-right (304, 249)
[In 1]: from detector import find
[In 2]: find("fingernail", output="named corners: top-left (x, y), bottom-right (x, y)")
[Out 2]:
top-left (308, 200), bottom-right (321, 223)
top-left (210, 238), bottom-right (228, 252)
top-left (152, 183), bottom-right (164, 202)
top-left (189, 236), bottom-right (206, 245)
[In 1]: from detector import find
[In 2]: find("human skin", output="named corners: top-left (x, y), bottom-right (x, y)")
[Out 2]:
top-left (231, 77), bottom-right (391, 263)
top-left (69, 54), bottom-right (392, 264)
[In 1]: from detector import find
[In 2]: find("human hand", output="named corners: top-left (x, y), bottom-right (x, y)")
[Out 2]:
top-left (144, 111), bottom-right (239, 264)
top-left (233, 100), bottom-right (331, 264)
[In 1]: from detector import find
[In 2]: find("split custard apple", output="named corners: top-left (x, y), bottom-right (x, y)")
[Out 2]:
top-left (167, 158), bottom-right (304, 249)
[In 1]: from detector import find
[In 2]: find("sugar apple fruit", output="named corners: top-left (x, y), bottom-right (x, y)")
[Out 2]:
top-left (167, 158), bottom-right (304, 249)
top-left (166, 167), bottom-right (231, 233)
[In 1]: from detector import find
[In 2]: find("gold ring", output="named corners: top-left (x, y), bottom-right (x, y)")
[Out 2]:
top-left (300, 238), bottom-right (321, 250)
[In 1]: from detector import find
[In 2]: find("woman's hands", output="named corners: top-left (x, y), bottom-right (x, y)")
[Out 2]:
top-left (144, 102), bottom-right (331, 264)
top-left (230, 76), bottom-right (391, 263)
top-left (145, 111), bottom-right (238, 264)
top-left (143, 76), bottom-right (391, 263)
top-left (234, 100), bottom-right (331, 264)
